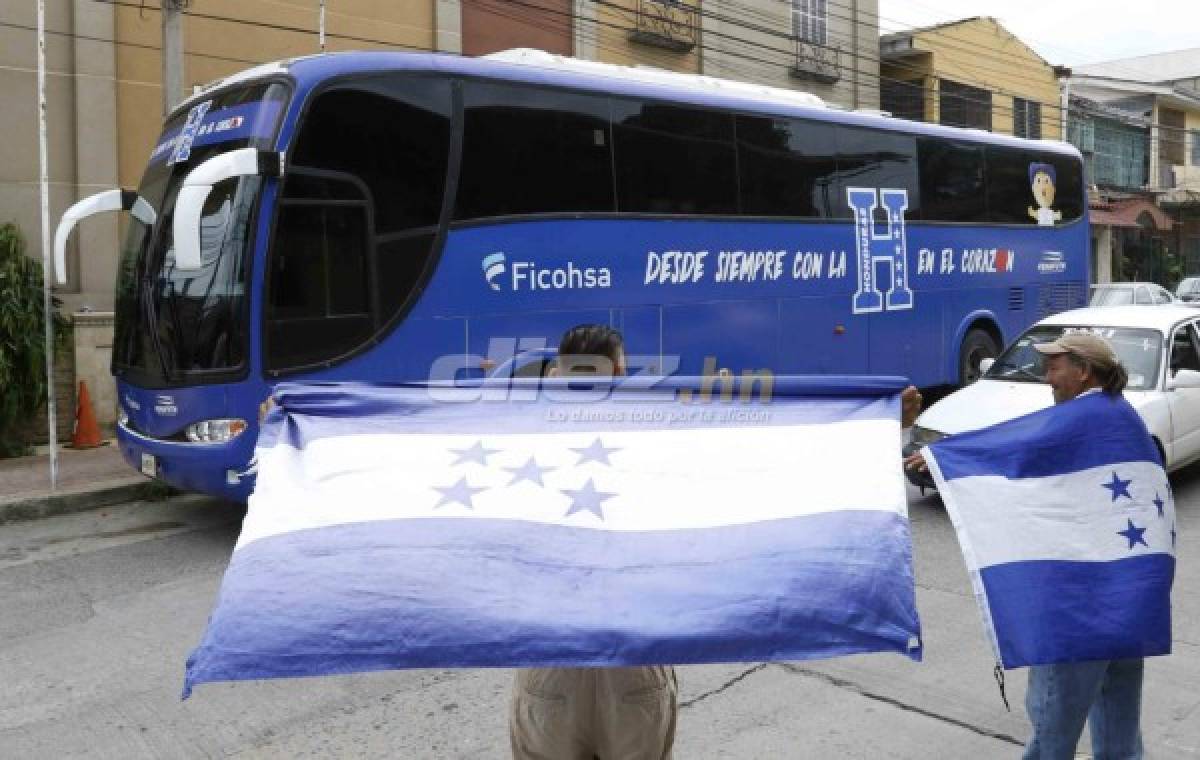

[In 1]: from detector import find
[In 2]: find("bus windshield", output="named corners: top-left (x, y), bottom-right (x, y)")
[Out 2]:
top-left (113, 81), bottom-right (288, 387)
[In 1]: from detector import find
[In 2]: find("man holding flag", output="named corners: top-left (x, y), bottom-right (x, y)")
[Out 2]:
top-left (908, 332), bottom-right (1174, 759)
top-left (184, 325), bottom-right (927, 758)
top-left (508, 324), bottom-right (680, 760)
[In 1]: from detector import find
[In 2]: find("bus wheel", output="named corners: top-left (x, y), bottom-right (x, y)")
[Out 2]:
top-left (959, 329), bottom-right (999, 385)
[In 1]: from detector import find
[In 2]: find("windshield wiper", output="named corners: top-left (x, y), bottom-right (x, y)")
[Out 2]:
top-left (136, 209), bottom-right (175, 383)
top-left (989, 361), bottom-right (1043, 382)
top-left (139, 273), bottom-right (173, 382)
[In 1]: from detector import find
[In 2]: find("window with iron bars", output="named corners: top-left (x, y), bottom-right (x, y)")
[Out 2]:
top-left (792, 0), bottom-right (828, 45)
top-left (1014, 97), bottom-right (1042, 139)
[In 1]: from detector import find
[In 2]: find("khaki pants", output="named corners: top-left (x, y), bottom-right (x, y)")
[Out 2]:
top-left (510, 666), bottom-right (678, 760)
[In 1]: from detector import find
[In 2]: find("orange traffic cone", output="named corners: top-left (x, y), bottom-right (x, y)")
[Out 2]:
top-left (71, 380), bottom-right (103, 449)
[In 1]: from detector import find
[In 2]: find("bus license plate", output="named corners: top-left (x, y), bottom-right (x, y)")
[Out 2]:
top-left (140, 453), bottom-right (157, 477)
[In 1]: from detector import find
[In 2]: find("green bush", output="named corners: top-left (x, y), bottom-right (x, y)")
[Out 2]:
top-left (0, 223), bottom-right (68, 457)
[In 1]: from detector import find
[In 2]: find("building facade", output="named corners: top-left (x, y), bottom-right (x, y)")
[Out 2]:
top-left (1068, 48), bottom-right (1200, 286)
top-left (879, 17), bottom-right (1063, 141)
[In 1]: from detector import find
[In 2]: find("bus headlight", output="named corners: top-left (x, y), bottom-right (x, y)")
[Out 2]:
top-left (911, 425), bottom-right (946, 446)
top-left (186, 419), bottom-right (248, 443)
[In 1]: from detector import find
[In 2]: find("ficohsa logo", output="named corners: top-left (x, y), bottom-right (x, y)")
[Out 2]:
top-left (481, 252), bottom-right (612, 291)
top-left (482, 252), bottom-right (506, 291)
top-left (1038, 251), bottom-right (1067, 274)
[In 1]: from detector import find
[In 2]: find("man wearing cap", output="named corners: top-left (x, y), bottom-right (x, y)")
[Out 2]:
top-left (907, 331), bottom-right (1144, 759)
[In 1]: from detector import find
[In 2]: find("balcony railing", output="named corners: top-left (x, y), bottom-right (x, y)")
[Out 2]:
top-left (790, 38), bottom-right (840, 85)
top-left (629, 0), bottom-right (698, 53)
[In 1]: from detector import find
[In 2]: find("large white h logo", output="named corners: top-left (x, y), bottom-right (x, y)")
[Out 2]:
top-left (847, 187), bottom-right (913, 314)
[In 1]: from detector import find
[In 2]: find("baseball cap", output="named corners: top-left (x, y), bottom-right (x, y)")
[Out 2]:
top-left (1033, 332), bottom-right (1119, 367)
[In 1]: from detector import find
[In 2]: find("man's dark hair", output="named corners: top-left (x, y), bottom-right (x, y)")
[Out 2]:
top-left (1065, 352), bottom-right (1128, 396)
top-left (557, 324), bottom-right (624, 375)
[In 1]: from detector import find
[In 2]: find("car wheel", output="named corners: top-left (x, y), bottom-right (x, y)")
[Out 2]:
top-left (959, 328), bottom-right (1000, 385)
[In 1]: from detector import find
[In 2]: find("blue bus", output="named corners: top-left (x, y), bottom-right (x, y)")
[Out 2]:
top-left (54, 50), bottom-right (1087, 502)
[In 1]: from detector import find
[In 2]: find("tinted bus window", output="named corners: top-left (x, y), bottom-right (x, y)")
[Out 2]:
top-left (834, 128), bottom-right (918, 218)
top-left (267, 194), bottom-right (372, 370)
top-left (916, 139), bottom-right (985, 222)
top-left (289, 76), bottom-right (451, 233)
top-left (736, 115), bottom-right (837, 218)
top-left (275, 75), bottom-right (452, 369)
top-left (986, 147), bottom-right (1039, 224)
top-left (986, 147), bottom-right (1082, 225)
top-left (456, 83), bottom-right (614, 219)
top-left (1036, 152), bottom-right (1084, 223)
top-left (613, 100), bottom-right (737, 214)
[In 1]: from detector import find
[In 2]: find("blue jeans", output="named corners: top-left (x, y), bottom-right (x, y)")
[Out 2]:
top-left (1023, 658), bottom-right (1144, 760)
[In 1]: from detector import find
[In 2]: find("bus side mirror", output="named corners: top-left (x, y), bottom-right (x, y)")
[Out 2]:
top-left (978, 357), bottom-right (995, 374)
top-left (173, 148), bottom-right (282, 271)
top-left (1168, 369), bottom-right (1200, 390)
top-left (53, 189), bottom-right (156, 284)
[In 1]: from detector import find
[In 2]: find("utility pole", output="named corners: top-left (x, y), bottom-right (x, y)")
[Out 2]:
top-left (37, 0), bottom-right (58, 490)
top-left (319, 0), bottom-right (326, 52)
top-left (162, 0), bottom-right (186, 116)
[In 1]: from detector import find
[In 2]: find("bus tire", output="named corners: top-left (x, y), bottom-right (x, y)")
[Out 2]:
top-left (958, 328), bottom-right (1000, 386)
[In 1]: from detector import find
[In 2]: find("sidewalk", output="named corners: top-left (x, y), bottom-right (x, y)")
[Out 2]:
top-left (0, 442), bottom-right (165, 524)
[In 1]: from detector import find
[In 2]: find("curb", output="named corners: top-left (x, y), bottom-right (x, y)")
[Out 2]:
top-left (0, 478), bottom-right (174, 525)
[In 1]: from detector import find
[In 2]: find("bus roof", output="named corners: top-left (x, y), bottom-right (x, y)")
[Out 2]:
top-left (179, 50), bottom-right (1081, 159)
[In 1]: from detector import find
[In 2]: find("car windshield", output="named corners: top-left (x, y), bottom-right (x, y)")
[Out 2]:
top-left (1178, 278), bottom-right (1200, 295)
top-left (1089, 286), bottom-right (1134, 306)
top-left (985, 325), bottom-right (1162, 390)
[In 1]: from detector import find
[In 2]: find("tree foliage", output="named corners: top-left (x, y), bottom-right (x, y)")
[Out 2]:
top-left (0, 223), bottom-right (68, 457)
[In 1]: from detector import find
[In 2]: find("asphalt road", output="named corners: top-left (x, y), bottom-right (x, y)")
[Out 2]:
top-left (1, 474), bottom-right (1198, 759)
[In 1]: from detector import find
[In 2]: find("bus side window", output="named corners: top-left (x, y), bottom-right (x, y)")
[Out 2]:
top-left (736, 115), bottom-right (836, 218)
top-left (612, 99), bottom-right (737, 215)
top-left (831, 127), bottom-right (918, 220)
top-left (1036, 152), bottom-right (1084, 224)
top-left (986, 147), bottom-right (1084, 225)
top-left (289, 78), bottom-right (451, 235)
top-left (916, 139), bottom-right (985, 222)
top-left (267, 173), bottom-right (373, 372)
top-left (455, 83), bottom-right (615, 219)
top-left (269, 76), bottom-right (454, 370)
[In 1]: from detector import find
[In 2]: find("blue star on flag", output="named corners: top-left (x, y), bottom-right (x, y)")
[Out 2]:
top-left (1153, 493), bottom-right (1165, 518)
top-left (1117, 518), bottom-right (1148, 550)
top-left (433, 477), bottom-right (487, 509)
top-left (505, 456), bottom-right (555, 487)
top-left (571, 437), bottom-right (621, 466)
top-left (1101, 471), bottom-right (1133, 502)
top-left (561, 478), bottom-right (616, 520)
top-left (450, 441), bottom-right (500, 466)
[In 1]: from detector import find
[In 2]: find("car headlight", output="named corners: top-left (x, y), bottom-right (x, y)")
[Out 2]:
top-left (911, 425), bottom-right (946, 446)
top-left (185, 418), bottom-right (248, 443)
top-left (117, 408), bottom-right (129, 428)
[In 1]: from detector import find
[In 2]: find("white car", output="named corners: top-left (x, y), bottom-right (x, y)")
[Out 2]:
top-left (1089, 282), bottom-right (1176, 306)
top-left (909, 305), bottom-right (1200, 486)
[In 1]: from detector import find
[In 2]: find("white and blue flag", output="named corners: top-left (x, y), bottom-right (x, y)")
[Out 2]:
top-left (925, 391), bottom-right (1175, 669)
top-left (184, 378), bottom-right (922, 697)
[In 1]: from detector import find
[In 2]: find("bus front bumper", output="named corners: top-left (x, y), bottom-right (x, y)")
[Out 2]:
top-left (116, 422), bottom-right (255, 503)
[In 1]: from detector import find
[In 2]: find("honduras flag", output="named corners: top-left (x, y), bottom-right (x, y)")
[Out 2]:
top-left (925, 391), bottom-right (1175, 669)
top-left (183, 378), bottom-right (922, 697)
